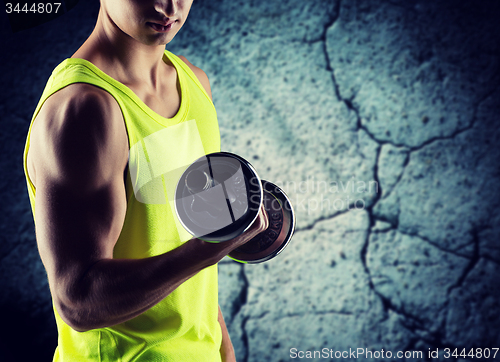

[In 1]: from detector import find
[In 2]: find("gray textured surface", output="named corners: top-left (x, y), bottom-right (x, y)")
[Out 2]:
top-left (1, 0), bottom-right (500, 361)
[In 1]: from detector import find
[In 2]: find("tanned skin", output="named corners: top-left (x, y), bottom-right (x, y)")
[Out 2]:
top-left (26, 1), bottom-right (266, 361)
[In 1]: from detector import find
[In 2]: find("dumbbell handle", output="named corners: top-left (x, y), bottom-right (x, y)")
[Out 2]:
top-left (185, 169), bottom-right (214, 193)
top-left (228, 180), bottom-right (295, 264)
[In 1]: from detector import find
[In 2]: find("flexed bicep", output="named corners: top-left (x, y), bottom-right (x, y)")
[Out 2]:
top-left (28, 83), bottom-right (129, 326)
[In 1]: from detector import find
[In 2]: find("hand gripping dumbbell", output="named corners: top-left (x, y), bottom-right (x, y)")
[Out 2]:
top-left (175, 152), bottom-right (295, 263)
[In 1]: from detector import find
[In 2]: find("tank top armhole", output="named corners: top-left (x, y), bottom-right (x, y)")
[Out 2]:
top-left (24, 78), bottom-right (133, 205)
top-left (164, 50), bottom-right (216, 111)
top-left (54, 79), bottom-right (132, 149)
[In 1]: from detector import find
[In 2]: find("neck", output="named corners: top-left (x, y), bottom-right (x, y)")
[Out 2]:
top-left (74, 9), bottom-right (169, 89)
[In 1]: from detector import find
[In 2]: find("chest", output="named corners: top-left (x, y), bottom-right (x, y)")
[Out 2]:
top-left (128, 78), bottom-right (182, 119)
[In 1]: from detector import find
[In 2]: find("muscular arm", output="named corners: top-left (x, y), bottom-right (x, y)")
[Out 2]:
top-left (28, 84), bottom-right (267, 332)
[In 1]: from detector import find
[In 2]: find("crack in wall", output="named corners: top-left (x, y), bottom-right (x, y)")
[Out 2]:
top-left (294, 208), bottom-right (351, 233)
top-left (241, 315), bottom-right (250, 362)
top-left (358, 147), bottom-right (388, 317)
top-left (230, 264), bottom-right (249, 323)
top-left (446, 227), bottom-right (481, 295)
top-left (318, 4), bottom-right (500, 346)
top-left (379, 151), bottom-right (410, 200)
top-left (320, 0), bottom-right (500, 154)
top-left (410, 284), bottom-right (500, 349)
top-left (406, 321), bottom-right (472, 355)
top-left (389, 227), bottom-right (475, 260)
top-left (319, 5), bottom-right (398, 327)
top-left (318, 0), bottom-right (430, 348)
top-left (231, 0), bottom-right (500, 358)
top-left (322, 0), bottom-right (358, 119)
top-left (481, 254), bottom-right (500, 266)
top-left (232, 264), bottom-right (250, 362)
top-left (246, 308), bottom-right (353, 323)
top-left (358, 84), bottom-right (500, 153)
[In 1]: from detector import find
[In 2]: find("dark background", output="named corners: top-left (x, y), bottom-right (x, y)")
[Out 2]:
top-left (1, 0), bottom-right (500, 361)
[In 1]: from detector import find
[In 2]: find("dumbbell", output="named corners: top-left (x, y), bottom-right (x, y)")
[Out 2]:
top-left (175, 152), bottom-right (295, 263)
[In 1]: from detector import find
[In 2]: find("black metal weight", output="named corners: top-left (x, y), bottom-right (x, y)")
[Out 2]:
top-left (175, 152), bottom-right (295, 263)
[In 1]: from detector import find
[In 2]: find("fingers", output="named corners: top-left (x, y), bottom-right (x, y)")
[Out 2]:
top-left (226, 205), bottom-right (269, 250)
top-left (247, 205), bottom-right (268, 236)
top-left (257, 204), bottom-right (269, 232)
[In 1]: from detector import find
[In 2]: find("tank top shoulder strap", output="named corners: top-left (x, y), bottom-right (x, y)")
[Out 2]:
top-left (164, 50), bottom-right (214, 107)
top-left (45, 58), bottom-right (137, 106)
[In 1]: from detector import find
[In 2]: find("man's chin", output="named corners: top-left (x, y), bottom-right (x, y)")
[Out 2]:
top-left (142, 33), bottom-right (177, 47)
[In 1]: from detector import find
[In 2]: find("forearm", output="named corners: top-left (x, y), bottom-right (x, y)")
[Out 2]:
top-left (57, 238), bottom-right (230, 332)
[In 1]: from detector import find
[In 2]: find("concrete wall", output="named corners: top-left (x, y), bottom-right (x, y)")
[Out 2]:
top-left (1, 0), bottom-right (499, 361)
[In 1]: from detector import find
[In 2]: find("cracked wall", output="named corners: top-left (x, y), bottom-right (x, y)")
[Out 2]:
top-left (1, 0), bottom-right (499, 361)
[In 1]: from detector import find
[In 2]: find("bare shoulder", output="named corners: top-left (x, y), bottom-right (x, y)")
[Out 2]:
top-left (29, 83), bottom-right (128, 189)
top-left (177, 55), bottom-right (212, 100)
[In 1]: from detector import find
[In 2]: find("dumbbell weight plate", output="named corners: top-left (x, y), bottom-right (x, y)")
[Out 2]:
top-left (175, 152), bottom-right (262, 242)
top-left (228, 180), bottom-right (295, 264)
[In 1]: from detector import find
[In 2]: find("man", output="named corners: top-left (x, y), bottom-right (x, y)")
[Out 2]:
top-left (23, 0), bottom-right (268, 361)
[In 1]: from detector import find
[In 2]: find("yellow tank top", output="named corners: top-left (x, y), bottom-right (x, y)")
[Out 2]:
top-left (23, 50), bottom-right (222, 361)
